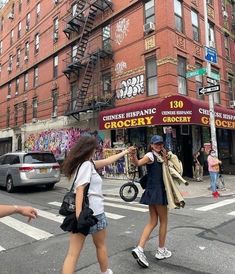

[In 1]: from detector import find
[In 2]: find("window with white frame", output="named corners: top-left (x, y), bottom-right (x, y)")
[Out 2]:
top-left (174, 0), bottom-right (183, 32)
top-left (25, 41), bottom-right (29, 60)
top-left (34, 66), bottom-right (39, 87)
top-left (24, 72), bottom-right (29, 91)
top-left (191, 10), bottom-right (199, 42)
top-left (102, 25), bottom-right (111, 51)
top-left (35, 33), bottom-right (39, 54)
top-left (144, 0), bottom-right (155, 24)
top-left (36, 3), bottom-right (40, 22)
top-left (53, 55), bottom-right (58, 78)
top-left (53, 17), bottom-right (59, 42)
top-left (72, 45), bottom-right (78, 62)
top-left (16, 77), bottom-right (19, 95)
top-left (146, 56), bottom-right (158, 96)
top-left (208, 21), bottom-right (215, 47)
top-left (224, 34), bottom-right (230, 59)
top-left (16, 48), bottom-right (20, 65)
top-left (26, 13), bottom-right (30, 31)
top-left (32, 98), bottom-right (38, 118)
top-left (177, 56), bottom-right (187, 95)
top-left (8, 55), bottom-right (13, 70)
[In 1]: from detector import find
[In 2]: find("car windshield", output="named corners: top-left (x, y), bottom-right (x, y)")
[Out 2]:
top-left (23, 153), bottom-right (56, 164)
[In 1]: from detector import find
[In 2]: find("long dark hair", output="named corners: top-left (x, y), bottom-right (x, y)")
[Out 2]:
top-left (62, 136), bottom-right (98, 178)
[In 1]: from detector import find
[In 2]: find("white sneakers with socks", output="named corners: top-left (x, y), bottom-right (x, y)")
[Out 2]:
top-left (155, 247), bottom-right (172, 260)
top-left (131, 247), bottom-right (149, 268)
top-left (101, 269), bottom-right (113, 274)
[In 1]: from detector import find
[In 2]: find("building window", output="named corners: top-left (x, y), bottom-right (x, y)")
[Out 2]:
top-left (174, 0), bottom-right (183, 32)
top-left (34, 66), bottom-right (39, 87)
top-left (52, 89), bottom-right (58, 117)
top-left (53, 17), bottom-right (59, 42)
top-left (24, 72), bottom-right (28, 91)
top-left (14, 104), bottom-right (18, 126)
top-left (8, 82), bottom-right (12, 97)
top-left (102, 25), bottom-right (111, 51)
top-left (16, 48), bottom-right (20, 66)
top-left (208, 21), bottom-right (215, 48)
top-left (32, 98), bottom-right (38, 118)
top-left (0, 40), bottom-right (2, 54)
top-left (224, 34), bottom-right (230, 59)
top-left (19, 0), bottom-right (22, 12)
top-left (36, 3), bottom-right (40, 22)
top-left (70, 82), bottom-right (77, 110)
top-left (8, 55), bottom-right (13, 72)
top-left (144, 0), bottom-right (155, 24)
top-left (191, 10), bottom-right (199, 42)
top-left (195, 63), bottom-right (204, 99)
top-left (7, 107), bottom-right (10, 128)
top-left (146, 56), bottom-right (157, 96)
top-left (228, 75), bottom-right (234, 101)
top-left (177, 56), bottom-right (187, 95)
top-left (35, 33), bottom-right (39, 54)
top-left (53, 55), bottom-right (58, 78)
top-left (10, 29), bottom-right (14, 46)
top-left (16, 77), bottom-right (19, 95)
top-left (72, 3), bottom-right (78, 17)
top-left (0, 17), bottom-right (4, 32)
top-left (23, 101), bottom-right (27, 124)
top-left (26, 13), bottom-right (30, 31)
top-left (72, 45), bottom-right (78, 62)
top-left (25, 41), bottom-right (29, 61)
top-left (102, 73), bottom-right (111, 96)
top-left (18, 22), bottom-right (21, 38)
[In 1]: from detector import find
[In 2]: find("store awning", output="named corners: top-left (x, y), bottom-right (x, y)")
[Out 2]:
top-left (99, 95), bottom-right (235, 130)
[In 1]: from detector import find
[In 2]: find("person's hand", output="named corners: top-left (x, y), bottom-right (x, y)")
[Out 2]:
top-left (127, 146), bottom-right (136, 155)
top-left (17, 206), bottom-right (38, 222)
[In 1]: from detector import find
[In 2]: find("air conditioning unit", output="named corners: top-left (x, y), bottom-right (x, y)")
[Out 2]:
top-left (24, 56), bottom-right (28, 61)
top-left (7, 66), bottom-right (12, 72)
top-left (6, 94), bottom-right (11, 99)
top-left (32, 118), bottom-right (38, 123)
top-left (229, 100), bottom-right (235, 108)
top-left (223, 10), bottom-right (228, 18)
top-left (8, 12), bottom-right (14, 20)
top-left (143, 22), bottom-right (155, 35)
top-left (53, 32), bottom-right (58, 41)
top-left (209, 40), bottom-right (215, 48)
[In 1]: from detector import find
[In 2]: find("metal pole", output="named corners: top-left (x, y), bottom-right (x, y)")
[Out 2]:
top-left (203, 0), bottom-right (218, 156)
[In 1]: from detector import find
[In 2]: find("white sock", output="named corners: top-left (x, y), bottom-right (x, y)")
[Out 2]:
top-left (158, 247), bottom-right (165, 252)
top-left (137, 246), bottom-right (143, 252)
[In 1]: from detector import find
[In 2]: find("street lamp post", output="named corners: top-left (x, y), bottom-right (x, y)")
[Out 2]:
top-left (203, 0), bottom-right (218, 156)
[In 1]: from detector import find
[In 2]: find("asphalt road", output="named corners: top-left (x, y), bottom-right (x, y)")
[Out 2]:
top-left (0, 184), bottom-right (235, 274)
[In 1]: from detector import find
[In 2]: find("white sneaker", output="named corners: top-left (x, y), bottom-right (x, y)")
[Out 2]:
top-left (155, 247), bottom-right (172, 260)
top-left (101, 269), bottom-right (113, 274)
top-left (132, 247), bottom-right (149, 268)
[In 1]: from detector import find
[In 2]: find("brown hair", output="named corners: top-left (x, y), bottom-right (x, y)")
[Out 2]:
top-left (62, 136), bottom-right (98, 178)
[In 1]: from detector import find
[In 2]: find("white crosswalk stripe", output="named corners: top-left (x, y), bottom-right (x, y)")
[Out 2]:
top-left (37, 209), bottom-right (64, 223)
top-left (227, 211), bottom-right (235, 216)
top-left (195, 198), bottom-right (235, 212)
top-left (0, 246), bottom-right (6, 252)
top-left (104, 202), bottom-right (148, 212)
top-left (0, 216), bottom-right (53, 240)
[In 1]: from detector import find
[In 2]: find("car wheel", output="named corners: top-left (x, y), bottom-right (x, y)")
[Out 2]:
top-left (6, 176), bottom-right (15, 193)
top-left (45, 183), bottom-right (55, 190)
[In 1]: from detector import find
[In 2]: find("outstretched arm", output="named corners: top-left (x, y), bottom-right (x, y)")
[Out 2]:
top-left (0, 205), bottom-right (38, 222)
top-left (94, 147), bottom-right (133, 169)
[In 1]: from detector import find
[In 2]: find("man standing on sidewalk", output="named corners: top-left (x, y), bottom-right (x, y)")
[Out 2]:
top-left (195, 147), bottom-right (205, 182)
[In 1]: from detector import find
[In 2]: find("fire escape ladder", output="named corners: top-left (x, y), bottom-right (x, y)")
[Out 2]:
top-left (75, 54), bottom-right (98, 110)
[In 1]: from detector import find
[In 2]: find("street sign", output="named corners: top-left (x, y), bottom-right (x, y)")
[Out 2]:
top-left (205, 46), bottom-right (217, 64)
top-left (207, 76), bottom-right (218, 85)
top-left (209, 71), bottom-right (220, 81)
top-left (198, 84), bottom-right (220, 95)
top-left (186, 67), bottom-right (207, 78)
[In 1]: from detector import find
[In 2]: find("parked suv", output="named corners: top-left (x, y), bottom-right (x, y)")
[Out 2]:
top-left (0, 151), bottom-right (61, 192)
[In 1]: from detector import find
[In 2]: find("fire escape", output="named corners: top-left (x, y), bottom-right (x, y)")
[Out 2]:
top-left (63, 0), bottom-right (114, 120)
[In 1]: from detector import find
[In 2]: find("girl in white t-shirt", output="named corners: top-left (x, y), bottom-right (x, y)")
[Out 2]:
top-left (61, 136), bottom-right (132, 274)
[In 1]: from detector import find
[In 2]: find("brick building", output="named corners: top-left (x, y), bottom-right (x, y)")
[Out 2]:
top-left (0, 0), bottom-right (234, 175)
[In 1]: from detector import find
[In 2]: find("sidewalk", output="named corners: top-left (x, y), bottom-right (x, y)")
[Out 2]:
top-left (57, 174), bottom-right (235, 199)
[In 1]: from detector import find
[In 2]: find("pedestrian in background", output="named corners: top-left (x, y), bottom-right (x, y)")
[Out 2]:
top-left (195, 147), bottom-right (205, 181)
top-left (207, 149), bottom-right (222, 198)
top-left (0, 204), bottom-right (38, 222)
top-left (61, 136), bottom-right (133, 274)
top-left (130, 135), bottom-right (172, 268)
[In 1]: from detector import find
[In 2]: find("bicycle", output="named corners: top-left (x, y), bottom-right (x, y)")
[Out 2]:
top-left (119, 171), bottom-right (147, 202)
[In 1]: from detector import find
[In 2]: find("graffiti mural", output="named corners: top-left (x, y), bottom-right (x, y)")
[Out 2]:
top-left (115, 61), bottom-right (127, 75)
top-left (115, 18), bottom-right (130, 45)
top-left (116, 74), bottom-right (144, 99)
top-left (24, 128), bottom-right (107, 160)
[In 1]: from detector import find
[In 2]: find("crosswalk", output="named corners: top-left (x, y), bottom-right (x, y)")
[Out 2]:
top-left (0, 196), bottom-right (235, 253)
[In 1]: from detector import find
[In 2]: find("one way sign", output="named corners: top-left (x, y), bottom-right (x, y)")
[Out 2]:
top-left (198, 84), bottom-right (220, 95)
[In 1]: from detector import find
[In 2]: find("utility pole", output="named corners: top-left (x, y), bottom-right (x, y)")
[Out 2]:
top-left (203, 0), bottom-right (218, 156)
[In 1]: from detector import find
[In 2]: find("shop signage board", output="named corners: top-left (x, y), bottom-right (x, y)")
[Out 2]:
top-left (186, 68), bottom-right (207, 78)
top-left (198, 85), bottom-right (220, 95)
top-left (205, 46), bottom-right (218, 64)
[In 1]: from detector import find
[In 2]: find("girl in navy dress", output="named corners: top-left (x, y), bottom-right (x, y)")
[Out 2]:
top-left (130, 135), bottom-right (172, 268)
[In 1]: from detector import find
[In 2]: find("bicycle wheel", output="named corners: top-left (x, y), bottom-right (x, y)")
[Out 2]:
top-left (119, 182), bottom-right (139, 202)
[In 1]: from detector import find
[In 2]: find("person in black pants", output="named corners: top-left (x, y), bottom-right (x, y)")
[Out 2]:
top-left (130, 135), bottom-right (171, 268)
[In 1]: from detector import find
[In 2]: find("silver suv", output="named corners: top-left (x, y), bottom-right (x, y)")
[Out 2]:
top-left (0, 151), bottom-right (61, 192)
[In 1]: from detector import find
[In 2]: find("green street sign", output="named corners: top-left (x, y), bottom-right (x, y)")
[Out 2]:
top-left (209, 71), bottom-right (220, 81)
top-left (186, 67), bottom-right (207, 78)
